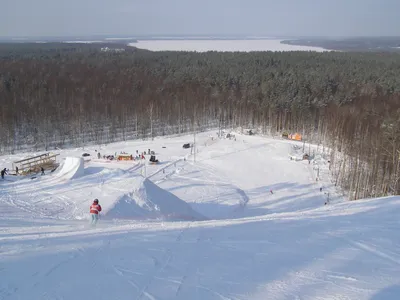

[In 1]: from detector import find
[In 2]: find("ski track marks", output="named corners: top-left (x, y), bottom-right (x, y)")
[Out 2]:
top-left (0, 161), bottom-right (142, 220)
top-left (154, 158), bottom-right (250, 219)
top-left (330, 233), bottom-right (400, 267)
top-left (136, 225), bottom-right (192, 300)
top-left (133, 222), bottom-right (235, 300)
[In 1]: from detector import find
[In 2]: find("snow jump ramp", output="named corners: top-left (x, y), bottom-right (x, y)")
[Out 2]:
top-left (55, 157), bottom-right (85, 180)
top-left (104, 178), bottom-right (207, 221)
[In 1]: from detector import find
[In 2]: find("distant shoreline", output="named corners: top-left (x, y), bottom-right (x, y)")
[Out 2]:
top-left (281, 37), bottom-right (400, 52)
top-left (1, 36), bottom-right (399, 52)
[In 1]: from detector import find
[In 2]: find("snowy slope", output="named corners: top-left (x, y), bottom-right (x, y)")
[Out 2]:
top-left (154, 135), bottom-right (330, 219)
top-left (1, 196), bottom-right (400, 300)
top-left (0, 163), bottom-right (204, 222)
top-left (1, 131), bottom-right (400, 300)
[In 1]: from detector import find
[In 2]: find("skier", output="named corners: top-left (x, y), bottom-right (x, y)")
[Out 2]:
top-left (90, 199), bottom-right (102, 225)
top-left (41, 167), bottom-right (45, 175)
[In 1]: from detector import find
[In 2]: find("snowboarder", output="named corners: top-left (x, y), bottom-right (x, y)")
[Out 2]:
top-left (90, 199), bottom-right (102, 225)
top-left (270, 189), bottom-right (273, 195)
top-left (41, 167), bottom-right (45, 175)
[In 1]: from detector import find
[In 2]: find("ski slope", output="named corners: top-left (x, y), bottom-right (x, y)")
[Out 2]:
top-left (1, 131), bottom-right (399, 300)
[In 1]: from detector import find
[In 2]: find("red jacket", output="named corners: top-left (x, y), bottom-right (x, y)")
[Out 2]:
top-left (90, 203), bottom-right (102, 214)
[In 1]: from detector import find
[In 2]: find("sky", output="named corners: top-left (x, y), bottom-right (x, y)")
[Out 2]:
top-left (1, 0), bottom-right (399, 37)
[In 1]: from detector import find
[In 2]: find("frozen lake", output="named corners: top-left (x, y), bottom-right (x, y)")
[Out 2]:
top-left (129, 39), bottom-right (328, 52)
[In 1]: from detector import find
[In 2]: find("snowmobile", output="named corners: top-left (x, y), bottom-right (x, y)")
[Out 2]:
top-left (149, 155), bottom-right (159, 165)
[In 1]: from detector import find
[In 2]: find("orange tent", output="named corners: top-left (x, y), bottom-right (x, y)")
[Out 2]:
top-left (117, 154), bottom-right (133, 161)
top-left (288, 133), bottom-right (302, 141)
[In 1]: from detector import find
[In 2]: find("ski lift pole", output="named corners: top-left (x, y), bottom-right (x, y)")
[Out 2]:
top-left (324, 192), bottom-right (330, 203)
top-left (142, 159), bottom-right (147, 178)
top-left (194, 130), bottom-right (196, 163)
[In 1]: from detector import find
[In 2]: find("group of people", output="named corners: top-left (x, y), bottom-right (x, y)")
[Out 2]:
top-left (1, 166), bottom-right (45, 178)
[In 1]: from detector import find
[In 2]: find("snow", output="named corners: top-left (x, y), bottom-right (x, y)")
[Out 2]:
top-left (63, 40), bottom-right (105, 43)
top-left (1, 131), bottom-right (399, 300)
top-left (128, 39), bottom-right (329, 52)
top-left (105, 177), bottom-right (206, 221)
top-left (55, 156), bottom-right (85, 180)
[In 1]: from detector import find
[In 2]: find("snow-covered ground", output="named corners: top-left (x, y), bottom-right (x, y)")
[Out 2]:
top-left (128, 39), bottom-right (329, 52)
top-left (1, 131), bottom-right (399, 300)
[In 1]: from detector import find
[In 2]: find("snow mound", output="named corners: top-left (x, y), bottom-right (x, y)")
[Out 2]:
top-left (105, 178), bottom-right (206, 221)
top-left (54, 157), bottom-right (84, 180)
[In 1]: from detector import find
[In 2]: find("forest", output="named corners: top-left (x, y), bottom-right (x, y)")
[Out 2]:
top-left (0, 43), bottom-right (399, 199)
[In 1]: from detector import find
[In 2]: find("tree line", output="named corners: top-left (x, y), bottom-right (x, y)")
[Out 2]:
top-left (0, 43), bottom-right (399, 198)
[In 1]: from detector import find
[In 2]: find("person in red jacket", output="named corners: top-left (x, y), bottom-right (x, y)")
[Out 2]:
top-left (90, 199), bottom-right (102, 225)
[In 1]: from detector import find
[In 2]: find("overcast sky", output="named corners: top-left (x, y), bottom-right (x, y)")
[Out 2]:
top-left (1, 0), bottom-right (399, 37)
